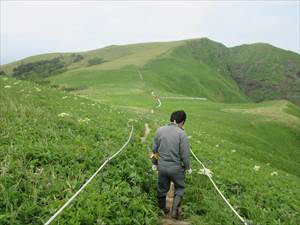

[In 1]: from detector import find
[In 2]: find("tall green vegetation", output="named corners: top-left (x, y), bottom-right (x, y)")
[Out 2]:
top-left (87, 57), bottom-right (106, 66)
top-left (12, 58), bottom-right (66, 80)
top-left (2, 38), bottom-right (299, 105)
top-left (0, 77), bottom-right (158, 225)
top-left (1, 38), bottom-right (300, 224)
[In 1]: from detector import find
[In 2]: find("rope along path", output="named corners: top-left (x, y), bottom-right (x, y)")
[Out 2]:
top-left (149, 88), bottom-right (251, 224)
top-left (190, 149), bottom-right (251, 225)
top-left (44, 125), bottom-right (134, 225)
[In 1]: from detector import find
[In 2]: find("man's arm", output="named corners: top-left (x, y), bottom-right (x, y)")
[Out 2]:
top-left (152, 130), bottom-right (160, 153)
top-left (151, 130), bottom-right (160, 166)
top-left (179, 132), bottom-right (190, 170)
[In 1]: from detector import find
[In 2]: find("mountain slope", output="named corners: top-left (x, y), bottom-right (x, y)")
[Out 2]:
top-left (229, 43), bottom-right (300, 105)
top-left (182, 39), bottom-right (300, 105)
top-left (1, 77), bottom-right (299, 224)
top-left (1, 38), bottom-right (299, 105)
top-left (0, 77), bottom-right (159, 225)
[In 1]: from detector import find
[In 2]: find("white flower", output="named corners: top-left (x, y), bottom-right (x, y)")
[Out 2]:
top-left (231, 149), bottom-right (236, 153)
top-left (4, 85), bottom-right (11, 89)
top-left (270, 171), bottom-right (278, 176)
top-left (215, 144), bottom-right (219, 148)
top-left (198, 168), bottom-right (213, 177)
top-left (253, 165), bottom-right (260, 171)
top-left (78, 118), bottom-right (90, 123)
top-left (58, 112), bottom-right (71, 117)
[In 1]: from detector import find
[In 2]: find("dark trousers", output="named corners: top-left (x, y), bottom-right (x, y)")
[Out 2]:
top-left (157, 165), bottom-right (185, 197)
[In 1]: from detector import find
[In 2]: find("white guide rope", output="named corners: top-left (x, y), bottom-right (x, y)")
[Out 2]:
top-left (151, 91), bottom-right (162, 109)
top-left (137, 70), bottom-right (144, 81)
top-left (190, 149), bottom-right (250, 225)
top-left (156, 98), bottom-right (162, 108)
top-left (44, 125), bottom-right (134, 225)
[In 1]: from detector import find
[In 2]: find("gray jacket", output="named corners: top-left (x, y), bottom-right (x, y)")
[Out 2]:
top-left (152, 124), bottom-right (190, 170)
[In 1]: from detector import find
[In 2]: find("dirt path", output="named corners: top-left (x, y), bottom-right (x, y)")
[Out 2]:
top-left (160, 96), bottom-right (207, 101)
top-left (161, 182), bottom-right (191, 225)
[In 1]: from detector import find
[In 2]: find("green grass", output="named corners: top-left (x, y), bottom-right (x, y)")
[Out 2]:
top-left (144, 98), bottom-right (300, 224)
top-left (0, 77), bottom-right (159, 225)
top-left (1, 72), bottom-right (300, 224)
top-left (2, 38), bottom-right (299, 105)
top-left (1, 37), bottom-right (300, 225)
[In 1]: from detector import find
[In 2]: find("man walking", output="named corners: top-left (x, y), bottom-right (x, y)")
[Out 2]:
top-left (152, 110), bottom-right (191, 219)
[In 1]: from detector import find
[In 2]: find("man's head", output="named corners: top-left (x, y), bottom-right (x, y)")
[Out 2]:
top-left (170, 110), bottom-right (186, 127)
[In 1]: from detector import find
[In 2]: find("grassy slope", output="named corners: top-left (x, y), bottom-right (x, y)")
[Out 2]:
top-left (47, 39), bottom-right (249, 104)
top-left (1, 38), bottom-right (300, 224)
top-left (1, 75), bottom-right (300, 224)
top-left (0, 77), bottom-right (159, 225)
top-left (1, 38), bottom-right (299, 105)
top-left (181, 39), bottom-right (300, 106)
top-left (229, 43), bottom-right (300, 105)
top-left (146, 99), bottom-right (300, 224)
top-left (0, 41), bottom-right (182, 74)
top-left (140, 41), bottom-right (249, 102)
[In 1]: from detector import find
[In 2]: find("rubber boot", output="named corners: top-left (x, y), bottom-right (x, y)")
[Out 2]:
top-left (158, 196), bottom-right (169, 214)
top-left (171, 195), bottom-right (182, 219)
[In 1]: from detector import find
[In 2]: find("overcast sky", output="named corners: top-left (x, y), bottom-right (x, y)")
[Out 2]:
top-left (0, 0), bottom-right (299, 65)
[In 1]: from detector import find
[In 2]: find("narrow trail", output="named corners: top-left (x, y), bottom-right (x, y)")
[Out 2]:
top-left (149, 89), bottom-right (250, 225)
top-left (161, 182), bottom-right (191, 225)
top-left (160, 96), bottom-right (207, 101)
top-left (138, 69), bottom-right (144, 81)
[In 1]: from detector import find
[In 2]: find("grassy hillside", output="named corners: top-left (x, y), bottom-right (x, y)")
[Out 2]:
top-left (1, 37), bottom-right (300, 225)
top-left (0, 41), bottom-right (182, 75)
top-left (1, 76), bottom-right (299, 224)
top-left (47, 43), bottom-right (249, 104)
top-left (229, 43), bottom-right (300, 105)
top-left (146, 98), bottom-right (300, 224)
top-left (0, 77), bottom-right (159, 225)
top-left (182, 39), bottom-right (300, 105)
top-left (1, 38), bottom-right (299, 105)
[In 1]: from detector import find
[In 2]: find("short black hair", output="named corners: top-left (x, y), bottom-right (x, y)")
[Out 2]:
top-left (170, 110), bottom-right (186, 124)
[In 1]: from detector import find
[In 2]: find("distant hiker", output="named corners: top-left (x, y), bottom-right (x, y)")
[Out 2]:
top-left (152, 110), bottom-right (191, 219)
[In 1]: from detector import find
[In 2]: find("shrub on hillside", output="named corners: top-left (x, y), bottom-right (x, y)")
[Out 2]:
top-left (12, 58), bottom-right (66, 80)
top-left (61, 85), bottom-right (87, 92)
top-left (70, 53), bottom-right (84, 63)
top-left (87, 57), bottom-right (105, 66)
